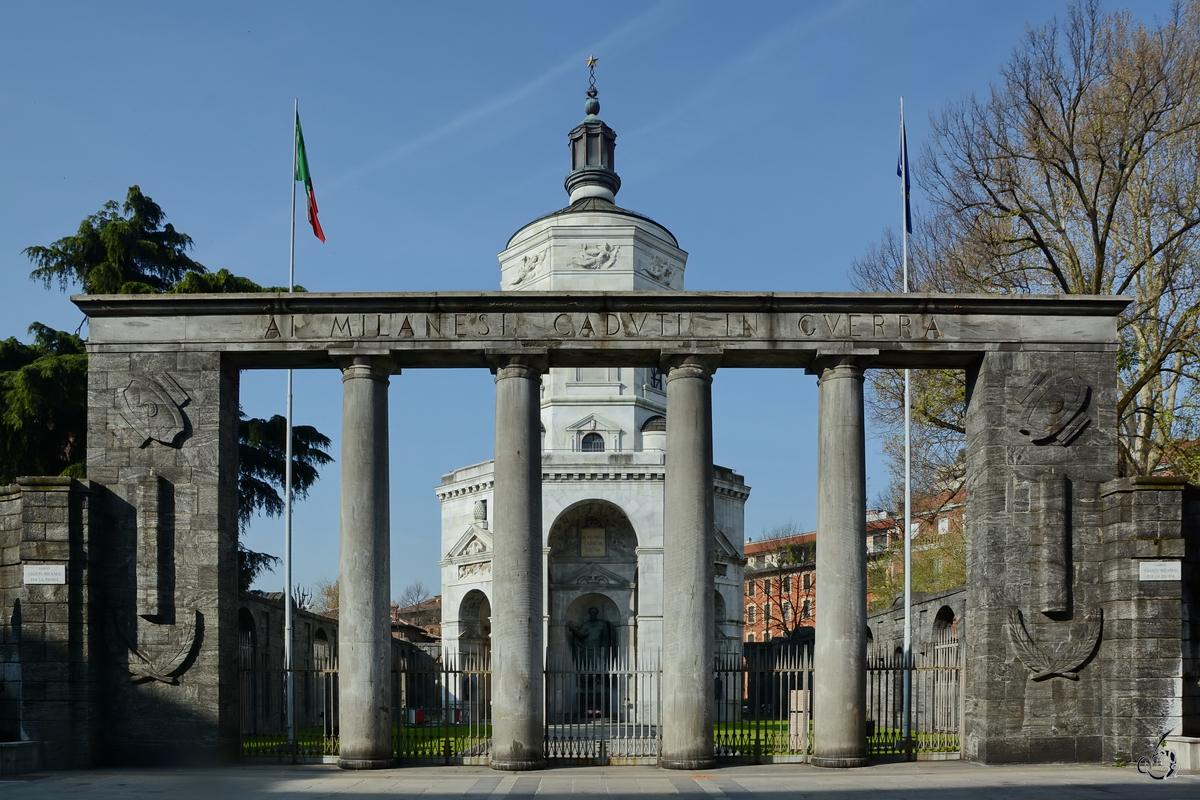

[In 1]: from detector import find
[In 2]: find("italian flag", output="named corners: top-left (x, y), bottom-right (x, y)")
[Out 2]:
top-left (295, 112), bottom-right (326, 242)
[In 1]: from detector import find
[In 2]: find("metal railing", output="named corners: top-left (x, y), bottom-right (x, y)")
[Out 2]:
top-left (867, 630), bottom-right (962, 759)
top-left (715, 645), bottom-right (812, 762)
top-left (240, 638), bottom-right (961, 764)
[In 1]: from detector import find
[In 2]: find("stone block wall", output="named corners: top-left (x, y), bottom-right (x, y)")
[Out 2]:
top-left (963, 349), bottom-right (1118, 763)
top-left (0, 478), bottom-right (100, 768)
top-left (1099, 477), bottom-right (1199, 759)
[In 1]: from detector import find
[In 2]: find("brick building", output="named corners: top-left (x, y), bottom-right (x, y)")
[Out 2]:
top-left (743, 493), bottom-right (966, 642)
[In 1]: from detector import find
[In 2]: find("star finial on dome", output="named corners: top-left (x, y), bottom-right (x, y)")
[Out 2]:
top-left (585, 56), bottom-right (600, 115)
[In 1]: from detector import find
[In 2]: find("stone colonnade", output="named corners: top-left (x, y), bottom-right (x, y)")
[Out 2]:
top-left (329, 350), bottom-right (872, 770)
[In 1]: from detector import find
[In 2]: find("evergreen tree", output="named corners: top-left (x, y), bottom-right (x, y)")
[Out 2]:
top-left (18, 186), bottom-right (331, 591)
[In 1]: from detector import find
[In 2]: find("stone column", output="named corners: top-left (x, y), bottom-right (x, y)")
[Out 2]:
top-left (810, 353), bottom-right (872, 769)
top-left (489, 355), bottom-right (547, 771)
top-left (661, 354), bottom-right (718, 770)
top-left (336, 355), bottom-right (396, 769)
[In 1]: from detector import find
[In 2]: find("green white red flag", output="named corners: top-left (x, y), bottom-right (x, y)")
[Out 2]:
top-left (295, 112), bottom-right (325, 242)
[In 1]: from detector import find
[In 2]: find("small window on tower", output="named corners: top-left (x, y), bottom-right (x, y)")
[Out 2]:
top-left (581, 433), bottom-right (605, 452)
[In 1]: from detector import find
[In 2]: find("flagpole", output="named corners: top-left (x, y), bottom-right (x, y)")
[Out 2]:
top-left (284, 98), bottom-right (298, 752)
top-left (899, 96), bottom-right (914, 755)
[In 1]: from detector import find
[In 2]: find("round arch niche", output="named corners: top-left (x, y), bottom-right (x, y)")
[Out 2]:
top-left (547, 500), bottom-right (639, 666)
top-left (458, 589), bottom-right (492, 658)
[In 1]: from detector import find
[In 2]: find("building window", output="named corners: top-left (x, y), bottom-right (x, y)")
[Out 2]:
top-left (747, 605), bottom-right (757, 624)
top-left (648, 368), bottom-right (664, 390)
top-left (747, 581), bottom-right (756, 597)
top-left (802, 598), bottom-right (811, 619)
top-left (802, 572), bottom-right (811, 591)
top-left (783, 576), bottom-right (792, 593)
top-left (783, 601), bottom-right (792, 622)
top-left (764, 601), bottom-right (772, 623)
top-left (747, 632), bottom-right (756, 642)
top-left (938, 517), bottom-right (950, 535)
top-left (909, 521), bottom-right (920, 538)
top-left (581, 433), bottom-right (605, 452)
top-left (763, 579), bottom-right (772, 597)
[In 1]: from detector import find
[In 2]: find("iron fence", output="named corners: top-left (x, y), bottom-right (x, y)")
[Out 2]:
top-left (714, 645), bottom-right (812, 762)
top-left (240, 638), bottom-right (960, 764)
top-left (867, 629), bottom-right (962, 759)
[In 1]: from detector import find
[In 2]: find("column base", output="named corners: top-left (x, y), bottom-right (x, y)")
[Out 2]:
top-left (810, 755), bottom-right (869, 768)
top-left (489, 756), bottom-right (547, 771)
top-left (660, 756), bottom-right (716, 770)
top-left (338, 757), bottom-right (396, 770)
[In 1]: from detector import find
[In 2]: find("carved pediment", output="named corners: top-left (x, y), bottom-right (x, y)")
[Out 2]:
top-left (556, 563), bottom-right (633, 589)
top-left (447, 524), bottom-right (493, 560)
top-left (565, 412), bottom-right (621, 432)
top-left (714, 526), bottom-right (741, 560)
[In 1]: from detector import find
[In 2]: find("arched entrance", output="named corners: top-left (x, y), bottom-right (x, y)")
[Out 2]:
top-left (458, 589), bottom-right (492, 658)
top-left (545, 501), bottom-right (645, 743)
top-left (546, 500), bottom-right (639, 667)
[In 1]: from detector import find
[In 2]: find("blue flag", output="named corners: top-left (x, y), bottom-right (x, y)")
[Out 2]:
top-left (897, 110), bottom-right (912, 234)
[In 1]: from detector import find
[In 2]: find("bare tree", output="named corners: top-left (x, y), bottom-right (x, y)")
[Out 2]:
top-left (856, 0), bottom-right (1200, 486)
top-left (396, 581), bottom-right (434, 628)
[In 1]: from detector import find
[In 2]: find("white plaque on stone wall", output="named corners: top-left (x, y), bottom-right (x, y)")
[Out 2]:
top-left (23, 564), bottom-right (66, 585)
top-left (1138, 561), bottom-right (1181, 581)
top-left (580, 527), bottom-right (607, 558)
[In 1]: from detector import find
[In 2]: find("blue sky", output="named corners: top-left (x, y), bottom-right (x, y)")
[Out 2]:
top-left (1, 1), bottom-right (1174, 598)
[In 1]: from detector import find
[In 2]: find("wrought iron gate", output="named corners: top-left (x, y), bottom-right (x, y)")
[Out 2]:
top-left (544, 654), bottom-right (660, 764)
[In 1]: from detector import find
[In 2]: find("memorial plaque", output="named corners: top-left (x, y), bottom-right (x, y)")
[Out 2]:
top-left (580, 527), bottom-right (607, 558)
top-left (1138, 561), bottom-right (1181, 581)
top-left (23, 564), bottom-right (66, 585)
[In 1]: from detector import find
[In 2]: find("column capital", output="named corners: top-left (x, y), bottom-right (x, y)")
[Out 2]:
top-left (806, 349), bottom-right (878, 377)
top-left (333, 353), bottom-right (398, 381)
top-left (486, 350), bottom-right (548, 379)
top-left (660, 352), bottom-right (721, 380)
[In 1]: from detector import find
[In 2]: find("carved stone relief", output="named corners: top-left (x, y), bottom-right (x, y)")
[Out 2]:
top-left (1017, 372), bottom-right (1091, 446)
top-left (569, 242), bottom-right (620, 270)
top-left (509, 249), bottom-right (546, 286)
top-left (639, 252), bottom-right (674, 284)
top-left (458, 561), bottom-right (491, 579)
top-left (1006, 606), bottom-right (1102, 681)
top-left (117, 374), bottom-right (191, 448)
top-left (112, 609), bottom-right (201, 685)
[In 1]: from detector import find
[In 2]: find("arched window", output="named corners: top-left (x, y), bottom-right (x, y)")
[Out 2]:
top-left (581, 432), bottom-right (605, 452)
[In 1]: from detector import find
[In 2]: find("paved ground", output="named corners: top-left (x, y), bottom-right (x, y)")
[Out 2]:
top-left (1, 761), bottom-right (1198, 799)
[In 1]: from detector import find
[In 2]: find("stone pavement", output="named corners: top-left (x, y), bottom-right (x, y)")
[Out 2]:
top-left (1, 761), bottom-right (1198, 799)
